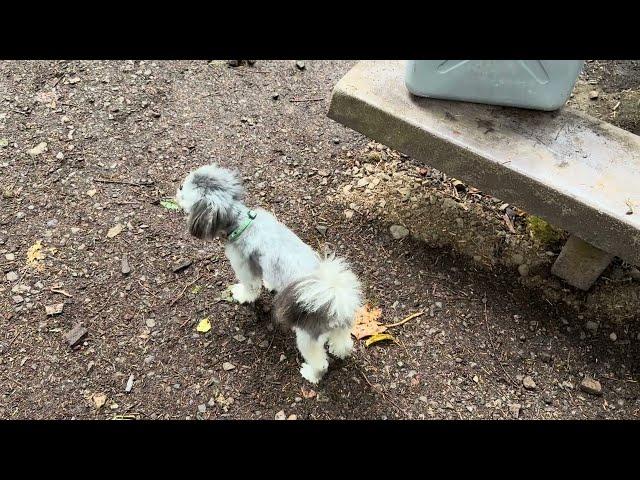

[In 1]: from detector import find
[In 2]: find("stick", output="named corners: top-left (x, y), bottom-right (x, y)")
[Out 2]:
top-left (93, 178), bottom-right (155, 187)
top-left (169, 274), bottom-right (203, 307)
top-left (358, 368), bottom-right (406, 417)
top-left (384, 310), bottom-right (425, 329)
top-left (50, 287), bottom-right (73, 298)
top-left (289, 98), bottom-right (324, 103)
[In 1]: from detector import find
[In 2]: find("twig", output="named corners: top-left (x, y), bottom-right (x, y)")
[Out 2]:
top-left (93, 178), bottom-right (155, 187)
top-left (169, 274), bottom-right (203, 307)
top-left (50, 287), bottom-right (72, 298)
top-left (289, 98), bottom-right (324, 103)
top-left (384, 310), bottom-right (425, 329)
top-left (483, 296), bottom-right (515, 385)
top-left (358, 367), bottom-right (407, 417)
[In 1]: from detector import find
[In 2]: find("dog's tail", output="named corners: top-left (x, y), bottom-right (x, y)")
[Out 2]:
top-left (273, 255), bottom-right (363, 337)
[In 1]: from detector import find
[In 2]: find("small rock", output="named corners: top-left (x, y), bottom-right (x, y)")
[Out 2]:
top-left (16, 212), bottom-right (26, 220)
top-left (315, 225), bottom-right (328, 236)
top-left (46, 219), bottom-right (58, 229)
top-left (509, 403), bottom-right (521, 418)
top-left (275, 410), bottom-right (286, 420)
top-left (125, 374), bottom-right (134, 393)
top-left (5, 253), bottom-right (15, 261)
top-left (629, 267), bottom-right (640, 281)
top-left (585, 321), bottom-right (598, 333)
top-left (511, 253), bottom-right (524, 265)
top-left (272, 93), bottom-right (280, 100)
top-left (522, 376), bottom-right (537, 390)
top-left (344, 210), bottom-right (354, 220)
top-left (64, 324), bottom-right (88, 347)
top-left (518, 264), bottom-right (529, 277)
top-left (539, 352), bottom-right (552, 364)
top-left (610, 332), bottom-right (617, 341)
top-left (588, 90), bottom-right (599, 100)
top-left (580, 377), bottom-right (602, 396)
top-left (0, 138), bottom-right (8, 148)
top-left (390, 224), bottom-right (409, 240)
top-left (12, 295), bottom-right (24, 304)
top-left (27, 142), bottom-right (48, 156)
top-left (287, 414), bottom-right (297, 420)
top-left (317, 169), bottom-right (331, 177)
top-left (6, 271), bottom-right (18, 282)
top-left (198, 404), bottom-right (207, 413)
top-left (172, 260), bottom-right (192, 273)
top-left (233, 334), bottom-right (246, 342)
top-left (145, 318), bottom-right (156, 328)
top-left (56, 152), bottom-right (64, 160)
top-left (332, 138), bottom-right (340, 144)
top-left (356, 177), bottom-right (370, 188)
top-left (121, 255), bottom-right (131, 275)
top-left (295, 61), bottom-right (305, 70)
top-left (45, 303), bottom-right (64, 316)
top-left (222, 362), bottom-right (235, 371)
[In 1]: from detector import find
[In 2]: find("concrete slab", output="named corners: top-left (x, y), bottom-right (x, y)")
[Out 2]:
top-left (328, 61), bottom-right (640, 267)
top-left (551, 235), bottom-right (615, 291)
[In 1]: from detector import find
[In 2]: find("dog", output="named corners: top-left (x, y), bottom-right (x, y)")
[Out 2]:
top-left (176, 164), bottom-right (363, 383)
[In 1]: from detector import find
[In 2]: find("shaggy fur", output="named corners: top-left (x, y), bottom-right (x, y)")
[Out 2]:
top-left (176, 164), bottom-right (363, 384)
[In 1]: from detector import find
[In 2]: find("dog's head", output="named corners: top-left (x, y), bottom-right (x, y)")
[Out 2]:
top-left (176, 164), bottom-right (245, 240)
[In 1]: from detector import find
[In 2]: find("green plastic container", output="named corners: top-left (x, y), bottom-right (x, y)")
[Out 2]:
top-left (405, 60), bottom-right (584, 111)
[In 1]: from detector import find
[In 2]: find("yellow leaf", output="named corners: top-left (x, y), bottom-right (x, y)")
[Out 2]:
top-left (351, 304), bottom-right (385, 340)
top-left (107, 224), bottom-right (124, 238)
top-left (196, 318), bottom-right (211, 333)
top-left (365, 333), bottom-right (396, 347)
top-left (26, 241), bottom-right (45, 264)
top-left (191, 285), bottom-right (203, 294)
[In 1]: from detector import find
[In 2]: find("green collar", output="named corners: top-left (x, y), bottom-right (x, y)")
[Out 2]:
top-left (227, 210), bottom-right (257, 242)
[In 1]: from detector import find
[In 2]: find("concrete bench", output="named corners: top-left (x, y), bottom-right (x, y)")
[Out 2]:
top-left (328, 60), bottom-right (640, 290)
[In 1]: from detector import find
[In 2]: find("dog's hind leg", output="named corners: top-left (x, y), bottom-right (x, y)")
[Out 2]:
top-left (295, 328), bottom-right (329, 384)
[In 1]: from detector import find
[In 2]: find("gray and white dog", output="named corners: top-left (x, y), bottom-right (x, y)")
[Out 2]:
top-left (176, 164), bottom-right (363, 384)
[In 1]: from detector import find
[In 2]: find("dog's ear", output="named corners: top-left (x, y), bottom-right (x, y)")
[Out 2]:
top-left (187, 199), bottom-right (232, 240)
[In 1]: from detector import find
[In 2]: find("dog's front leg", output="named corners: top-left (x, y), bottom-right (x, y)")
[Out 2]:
top-left (227, 248), bottom-right (262, 304)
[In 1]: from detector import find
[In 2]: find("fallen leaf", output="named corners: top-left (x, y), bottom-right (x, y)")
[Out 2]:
top-left (86, 189), bottom-right (97, 197)
top-left (364, 332), bottom-right (396, 347)
top-left (160, 199), bottom-right (181, 211)
top-left (196, 318), bottom-right (212, 333)
top-left (27, 241), bottom-right (45, 264)
top-left (107, 224), bottom-right (124, 238)
top-left (301, 385), bottom-right (317, 399)
top-left (0, 138), bottom-right (8, 148)
top-left (45, 303), bottom-right (64, 316)
top-left (352, 304), bottom-right (385, 340)
top-left (191, 285), bottom-right (203, 294)
top-left (92, 393), bottom-right (107, 409)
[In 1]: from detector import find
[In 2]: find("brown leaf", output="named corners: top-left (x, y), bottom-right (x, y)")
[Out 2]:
top-left (351, 304), bottom-right (385, 340)
top-left (301, 385), bottom-right (317, 399)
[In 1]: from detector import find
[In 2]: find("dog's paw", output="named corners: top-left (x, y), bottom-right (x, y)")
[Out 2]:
top-left (231, 283), bottom-right (259, 304)
top-left (329, 338), bottom-right (354, 359)
top-left (300, 362), bottom-right (326, 384)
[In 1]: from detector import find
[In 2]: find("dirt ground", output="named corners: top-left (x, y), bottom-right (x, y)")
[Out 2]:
top-left (1, 60), bottom-right (639, 420)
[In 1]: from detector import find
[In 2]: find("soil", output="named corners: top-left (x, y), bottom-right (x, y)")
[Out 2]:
top-left (1, 60), bottom-right (639, 420)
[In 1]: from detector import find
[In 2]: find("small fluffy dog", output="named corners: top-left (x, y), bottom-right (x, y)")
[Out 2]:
top-left (176, 164), bottom-right (363, 383)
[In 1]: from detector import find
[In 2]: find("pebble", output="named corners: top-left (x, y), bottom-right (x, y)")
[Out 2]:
top-left (315, 225), bottom-right (328, 236)
top-left (588, 90), bottom-right (599, 100)
top-left (511, 253), bottom-right (524, 265)
top-left (630, 268), bottom-right (640, 281)
top-left (16, 212), bottom-right (26, 220)
top-left (275, 410), bottom-right (286, 420)
top-left (6, 271), bottom-right (18, 282)
top-left (522, 376), bottom-right (537, 390)
top-left (580, 377), bottom-right (603, 396)
top-left (121, 255), bottom-right (131, 275)
top-left (5, 253), bottom-right (15, 261)
top-left (233, 334), bottom-right (246, 342)
top-left (389, 224), bottom-right (409, 239)
top-left (145, 318), bottom-right (156, 328)
top-left (287, 415), bottom-right (297, 420)
top-left (198, 404), bottom-right (207, 413)
top-left (12, 295), bottom-right (24, 304)
top-left (610, 332), bottom-right (617, 342)
top-left (518, 264), bottom-right (529, 277)
top-left (585, 321), bottom-right (598, 333)
top-left (539, 352), bottom-right (552, 364)
top-left (295, 61), bottom-right (305, 70)
top-left (509, 403), bottom-right (521, 418)
top-left (125, 374), bottom-right (134, 393)
top-left (222, 362), bottom-right (235, 371)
